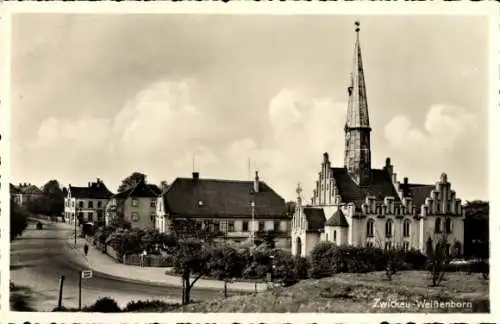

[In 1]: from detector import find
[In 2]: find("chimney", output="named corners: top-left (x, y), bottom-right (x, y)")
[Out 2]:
top-left (254, 171), bottom-right (259, 193)
top-left (192, 172), bottom-right (199, 181)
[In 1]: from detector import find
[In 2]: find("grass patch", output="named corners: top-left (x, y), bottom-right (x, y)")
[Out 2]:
top-left (174, 271), bottom-right (489, 313)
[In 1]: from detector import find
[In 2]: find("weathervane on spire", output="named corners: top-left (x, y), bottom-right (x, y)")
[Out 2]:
top-left (355, 20), bottom-right (360, 33)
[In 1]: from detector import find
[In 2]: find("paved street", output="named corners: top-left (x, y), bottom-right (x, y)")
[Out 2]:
top-left (10, 221), bottom-right (221, 311)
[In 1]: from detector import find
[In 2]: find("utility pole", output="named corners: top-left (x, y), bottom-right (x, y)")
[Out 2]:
top-left (250, 200), bottom-right (255, 245)
top-left (57, 275), bottom-right (65, 309)
top-left (74, 200), bottom-right (77, 247)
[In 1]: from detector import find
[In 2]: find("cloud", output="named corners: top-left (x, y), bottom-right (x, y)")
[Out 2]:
top-left (384, 104), bottom-right (476, 156)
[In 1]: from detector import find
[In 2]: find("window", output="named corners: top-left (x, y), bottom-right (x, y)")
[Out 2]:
top-left (228, 221), bottom-right (235, 232)
top-left (326, 233), bottom-right (329, 241)
top-left (435, 218), bottom-right (442, 233)
top-left (132, 199), bottom-right (138, 207)
top-left (65, 200), bottom-right (69, 207)
top-left (97, 201), bottom-right (102, 208)
top-left (366, 219), bottom-right (374, 238)
top-left (366, 241), bottom-right (373, 248)
top-left (72, 200), bottom-right (75, 207)
top-left (273, 220), bottom-right (280, 232)
top-left (385, 219), bottom-right (393, 238)
top-left (445, 218), bottom-right (452, 233)
top-left (88, 212), bottom-right (94, 221)
top-left (403, 241), bottom-right (409, 252)
top-left (151, 199), bottom-right (156, 208)
top-left (150, 213), bottom-right (156, 222)
top-left (79, 201), bottom-right (83, 208)
top-left (131, 212), bottom-right (139, 222)
top-left (258, 221), bottom-right (265, 231)
top-left (88, 201), bottom-right (94, 208)
top-left (333, 230), bottom-right (337, 242)
top-left (403, 219), bottom-right (411, 237)
top-left (242, 221), bottom-right (249, 232)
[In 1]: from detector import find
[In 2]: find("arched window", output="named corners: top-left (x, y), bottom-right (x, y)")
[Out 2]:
top-left (403, 219), bottom-right (411, 237)
top-left (385, 219), bottom-right (393, 238)
top-left (333, 230), bottom-right (337, 242)
top-left (435, 218), bottom-right (442, 233)
top-left (366, 219), bottom-right (375, 238)
top-left (326, 233), bottom-right (328, 241)
top-left (445, 218), bottom-right (452, 233)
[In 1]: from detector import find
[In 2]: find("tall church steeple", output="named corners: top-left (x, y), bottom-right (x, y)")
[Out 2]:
top-left (344, 21), bottom-right (372, 185)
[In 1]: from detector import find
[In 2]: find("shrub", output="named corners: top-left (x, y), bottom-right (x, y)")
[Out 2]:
top-left (84, 297), bottom-right (121, 313)
top-left (401, 249), bottom-right (427, 270)
top-left (310, 241), bottom-right (338, 278)
top-left (272, 249), bottom-right (300, 286)
top-left (209, 244), bottom-right (247, 279)
top-left (123, 300), bottom-right (181, 312)
top-left (295, 256), bottom-right (310, 279)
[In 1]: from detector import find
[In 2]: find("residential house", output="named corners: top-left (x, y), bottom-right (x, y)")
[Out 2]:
top-left (156, 171), bottom-right (291, 248)
top-left (64, 178), bottom-right (114, 226)
top-left (105, 180), bottom-right (161, 229)
top-left (11, 183), bottom-right (44, 206)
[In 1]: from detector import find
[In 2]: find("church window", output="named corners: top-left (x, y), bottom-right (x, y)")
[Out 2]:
top-left (366, 219), bottom-right (374, 238)
top-left (403, 219), bottom-right (411, 237)
top-left (403, 241), bottom-right (409, 252)
top-left (385, 241), bottom-right (392, 251)
top-left (435, 218), bottom-right (442, 233)
top-left (385, 219), bottom-right (393, 238)
top-left (326, 233), bottom-right (328, 241)
top-left (445, 218), bottom-right (452, 233)
top-left (366, 241), bottom-right (373, 248)
top-left (333, 230), bottom-right (337, 242)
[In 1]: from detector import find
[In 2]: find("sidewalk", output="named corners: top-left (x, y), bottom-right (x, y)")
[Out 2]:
top-left (57, 223), bottom-right (267, 293)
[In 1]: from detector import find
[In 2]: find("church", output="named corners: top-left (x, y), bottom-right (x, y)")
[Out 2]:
top-left (291, 22), bottom-right (465, 257)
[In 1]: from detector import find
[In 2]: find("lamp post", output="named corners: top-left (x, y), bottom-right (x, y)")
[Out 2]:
top-left (250, 200), bottom-right (255, 245)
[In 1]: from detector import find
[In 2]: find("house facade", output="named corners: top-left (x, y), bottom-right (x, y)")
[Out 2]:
top-left (156, 172), bottom-right (291, 248)
top-left (105, 180), bottom-right (161, 229)
top-left (291, 22), bottom-right (465, 257)
top-left (11, 183), bottom-right (44, 206)
top-left (64, 178), bottom-right (114, 226)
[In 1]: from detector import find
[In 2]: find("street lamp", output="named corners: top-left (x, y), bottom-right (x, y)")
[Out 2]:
top-left (250, 200), bottom-right (255, 245)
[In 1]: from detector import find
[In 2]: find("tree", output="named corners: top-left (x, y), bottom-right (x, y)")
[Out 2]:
top-left (463, 200), bottom-right (489, 259)
top-left (257, 230), bottom-right (277, 249)
top-left (10, 198), bottom-right (28, 241)
top-left (427, 232), bottom-right (451, 287)
top-left (117, 172), bottom-right (146, 193)
top-left (174, 238), bottom-right (212, 305)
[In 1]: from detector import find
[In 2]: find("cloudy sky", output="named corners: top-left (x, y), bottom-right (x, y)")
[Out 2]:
top-left (10, 14), bottom-right (488, 202)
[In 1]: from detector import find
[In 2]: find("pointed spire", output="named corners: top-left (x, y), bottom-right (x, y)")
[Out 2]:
top-left (345, 21), bottom-right (370, 130)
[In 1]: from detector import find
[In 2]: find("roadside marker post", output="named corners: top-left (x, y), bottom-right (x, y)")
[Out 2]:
top-left (78, 270), bottom-right (93, 310)
top-left (57, 275), bottom-right (65, 310)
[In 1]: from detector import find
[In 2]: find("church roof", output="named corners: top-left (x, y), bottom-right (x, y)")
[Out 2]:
top-left (303, 207), bottom-right (326, 231)
top-left (406, 184), bottom-right (435, 209)
top-left (331, 167), bottom-right (401, 208)
top-left (345, 21), bottom-right (370, 130)
top-left (325, 209), bottom-right (349, 227)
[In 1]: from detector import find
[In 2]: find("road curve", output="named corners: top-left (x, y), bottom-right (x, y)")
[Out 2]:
top-left (10, 221), bottom-right (221, 311)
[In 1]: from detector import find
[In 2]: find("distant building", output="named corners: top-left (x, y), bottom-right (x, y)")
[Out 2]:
top-left (156, 171), bottom-right (291, 248)
top-left (291, 22), bottom-right (465, 258)
top-left (11, 183), bottom-right (44, 206)
top-left (64, 178), bottom-right (114, 226)
top-left (105, 179), bottom-right (161, 229)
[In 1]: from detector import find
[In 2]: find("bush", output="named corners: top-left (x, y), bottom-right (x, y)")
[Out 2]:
top-left (123, 300), bottom-right (181, 312)
top-left (295, 256), bottom-right (309, 279)
top-left (209, 244), bottom-right (247, 279)
top-left (84, 297), bottom-right (121, 313)
top-left (272, 249), bottom-right (300, 286)
top-left (310, 241), bottom-right (338, 278)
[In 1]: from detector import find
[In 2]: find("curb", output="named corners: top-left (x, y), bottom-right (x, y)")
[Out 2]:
top-left (62, 235), bottom-right (266, 293)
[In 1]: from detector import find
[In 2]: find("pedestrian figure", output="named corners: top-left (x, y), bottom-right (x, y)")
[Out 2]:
top-left (83, 243), bottom-right (89, 257)
top-left (140, 249), bottom-right (147, 267)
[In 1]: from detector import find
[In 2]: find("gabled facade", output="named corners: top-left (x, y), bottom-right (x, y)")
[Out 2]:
top-left (156, 172), bottom-right (291, 248)
top-left (291, 22), bottom-right (465, 257)
top-left (105, 180), bottom-right (161, 229)
top-left (64, 178), bottom-right (114, 226)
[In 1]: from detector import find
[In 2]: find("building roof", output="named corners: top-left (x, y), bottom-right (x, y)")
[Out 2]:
top-left (162, 176), bottom-right (288, 219)
top-left (10, 183), bottom-right (21, 194)
top-left (325, 209), bottom-right (349, 227)
top-left (303, 207), bottom-right (326, 231)
top-left (69, 179), bottom-right (113, 199)
top-left (331, 167), bottom-right (401, 208)
top-left (405, 184), bottom-right (434, 209)
top-left (15, 183), bottom-right (44, 195)
top-left (114, 181), bottom-right (161, 199)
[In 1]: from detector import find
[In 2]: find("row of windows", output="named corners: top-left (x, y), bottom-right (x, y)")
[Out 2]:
top-left (166, 219), bottom-right (283, 233)
top-left (131, 212), bottom-right (157, 222)
top-left (65, 199), bottom-right (104, 209)
top-left (366, 217), bottom-right (454, 239)
top-left (365, 241), bottom-right (411, 252)
top-left (366, 219), bottom-right (412, 238)
top-left (131, 199), bottom-right (156, 208)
